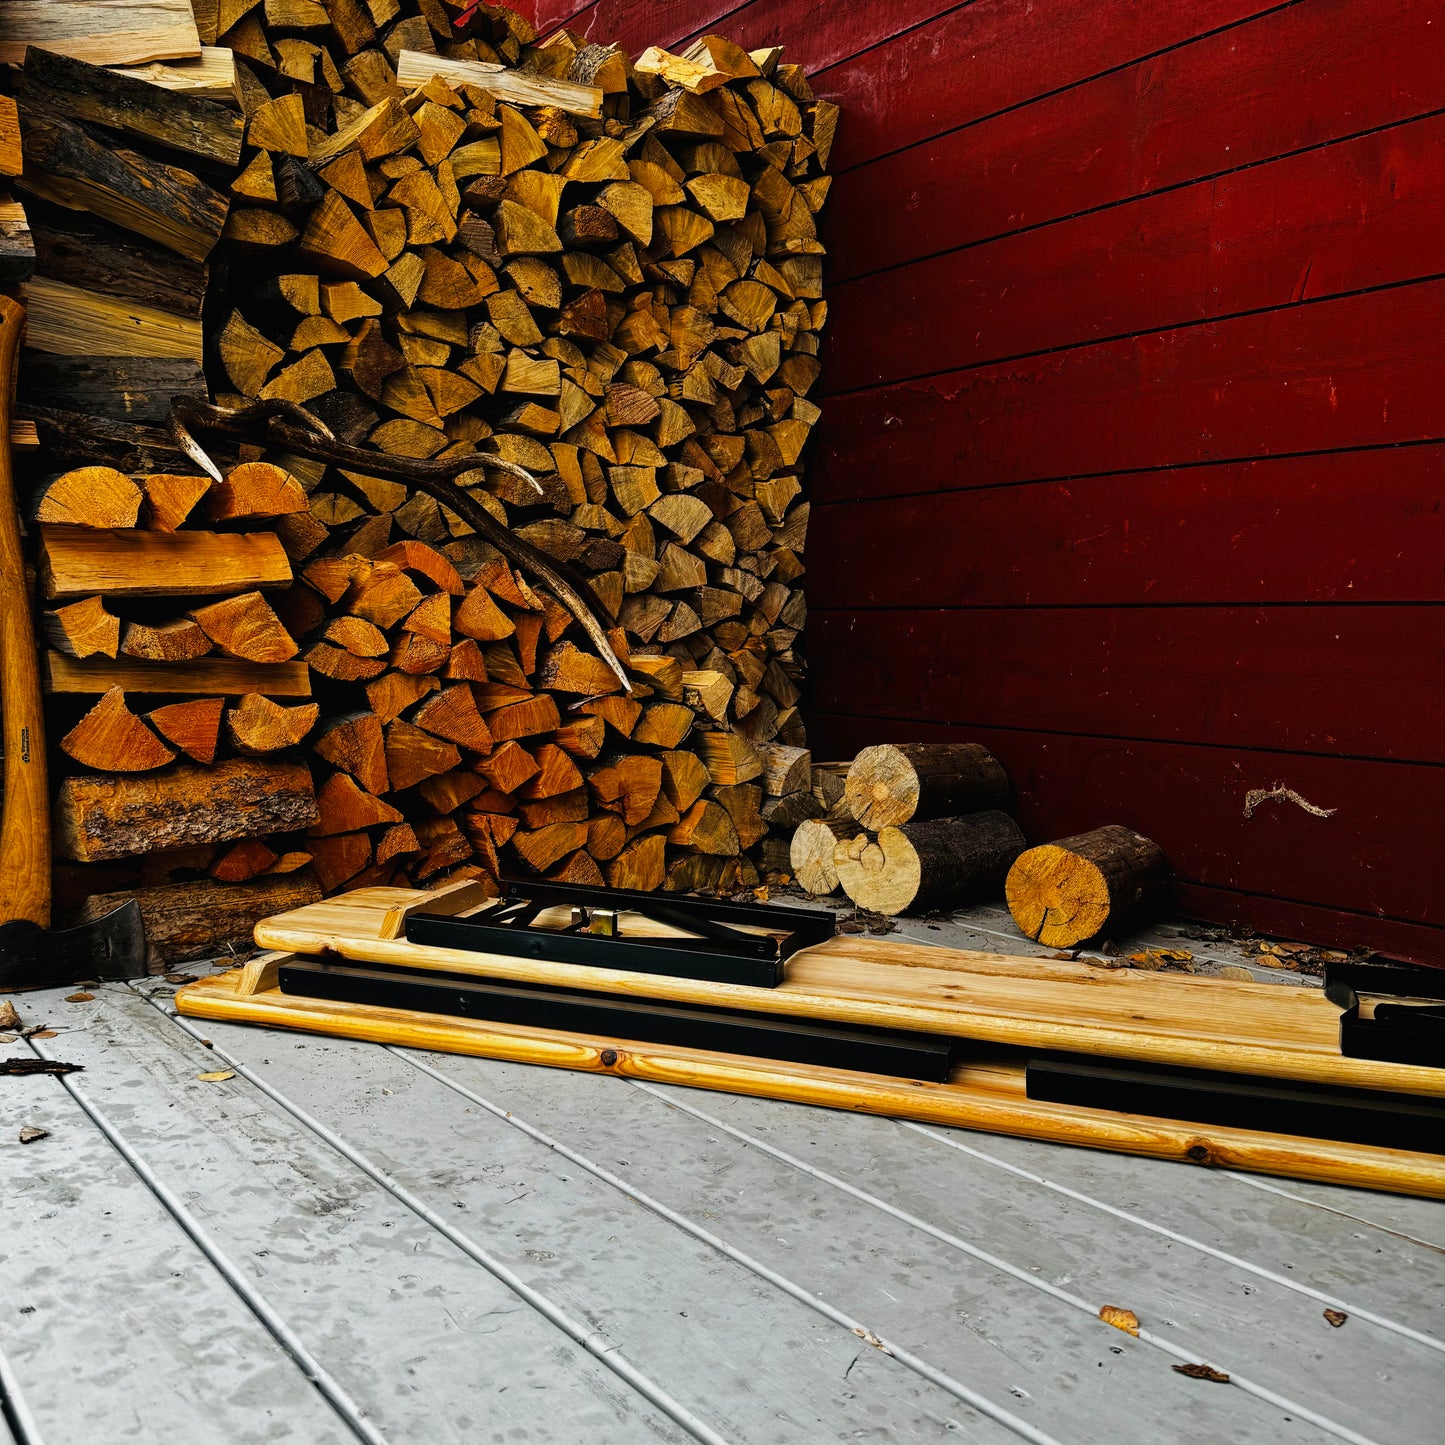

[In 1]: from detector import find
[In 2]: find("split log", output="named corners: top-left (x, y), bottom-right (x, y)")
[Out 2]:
top-left (43, 596), bottom-right (119, 658)
top-left (145, 697), bottom-right (224, 763)
top-left (60, 686), bottom-right (175, 772)
top-left (844, 743), bottom-right (1009, 830)
top-left (56, 756), bottom-right (319, 862)
top-left (39, 527), bottom-right (292, 601)
top-left (836, 813), bottom-right (1027, 917)
top-left (1005, 826), bottom-right (1168, 947)
top-left (225, 693), bottom-right (320, 753)
top-left (788, 818), bottom-right (861, 897)
top-left (30, 466), bottom-right (142, 527)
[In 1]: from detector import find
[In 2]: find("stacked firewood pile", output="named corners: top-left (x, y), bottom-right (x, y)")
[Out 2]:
top-left (203, 6), bottom-right (834, 901)
top-left (790, 744), bottom-right (1029, 916)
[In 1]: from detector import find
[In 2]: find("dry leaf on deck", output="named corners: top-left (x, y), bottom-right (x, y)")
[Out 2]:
top-left (29, 1030), bottom-right (57, 1039)
top-left (1098, 1305), bottom-right (1139, 1335)
top-left (18, 1125), bottom-right (48, 1144)
top-left (1323, 1309), bottom-right (1348, 1328)
top-left (64, 991), bottom-right (94, 1003)
top-left (0, 1001), bottom-right (19, 1029)
top-left (1172, 1363), bottom-right (1230, 1382)
top-left (196, 1070), bottom-right (236, 1083)
top-left (1218, 965), bottom-right (1254, 982)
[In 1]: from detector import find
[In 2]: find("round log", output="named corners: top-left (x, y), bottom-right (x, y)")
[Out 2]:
top-left (844, 742), bottom-right (1008, 830)
top-left (835, 811), bottom-right (1026, 916)
top-left (1005, 825), bottom-right (1167, 947)
top-left (789, 817), bottom-right (860, 895)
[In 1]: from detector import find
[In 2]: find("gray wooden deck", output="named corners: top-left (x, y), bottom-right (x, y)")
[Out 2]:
top-left (3, 905), bottom-right (1443, 1445)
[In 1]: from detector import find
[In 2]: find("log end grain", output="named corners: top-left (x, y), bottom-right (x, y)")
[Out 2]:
top-left (1005, 825), bottom-right (1167, 947)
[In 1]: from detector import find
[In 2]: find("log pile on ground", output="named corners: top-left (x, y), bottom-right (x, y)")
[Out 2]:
top-left (792, 743), bottom-right (1028, 917)
top-left (199, 4), bottom-right (833, 898)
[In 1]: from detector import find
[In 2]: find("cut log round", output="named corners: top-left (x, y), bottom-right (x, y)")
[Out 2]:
top-left (836, 812), bottom-right (1026, 917)
top-left (844, 743), bottom-right (1008, 830)
top-left (1005, 825), bottom-right (1167, 947)
top-left (789, 817), bottom-right (861, 897)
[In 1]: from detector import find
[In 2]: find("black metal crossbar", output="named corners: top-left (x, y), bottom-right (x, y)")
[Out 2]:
top-left (404, 879), bottom-right (836, 988)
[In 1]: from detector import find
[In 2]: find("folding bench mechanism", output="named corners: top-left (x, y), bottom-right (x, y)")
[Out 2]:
top-left (401, 878), bottom-right (837, 988)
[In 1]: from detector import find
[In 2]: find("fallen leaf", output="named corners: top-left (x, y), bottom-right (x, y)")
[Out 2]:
top-left (1099, 1305), bottom-right (1139, 1336)
top-left (1172, 1363), bottom-right (1230, 1382)
top-left (164, 974), bottom-right (197, 985)
top-left (1323, 1308), bottom-right (1348, 1328)
top-left (1050, 951), bottom-right (1077, 961)
top-left (29, 1030), bottom-right (56, 1040)
top-left (18, 1125), bottom-right (48, 1144)
top-left (0, 1033), bottom-right (16, 1044)
top-left (64, 991), bottom-right (94, 1003)
top-left (196, 1070), bottom-right (235, 1083)
top-left (1218, 965), bottom-right (1254, 982)
top-left (0, 1001), bottom-right (19, 1029)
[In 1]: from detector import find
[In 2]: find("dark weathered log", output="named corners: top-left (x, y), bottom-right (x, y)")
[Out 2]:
top-left (19, 47), bottom-right (244, 168)
top-left (78, 875), bottom-right (321, 965)
top-left (16, 109), bottom-right (229, 262)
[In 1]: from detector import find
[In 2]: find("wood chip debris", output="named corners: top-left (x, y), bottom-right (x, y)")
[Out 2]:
top-left (1098, 1304), bottom-right (1140, 1335)
top-left (1172, 1363), bottom-right (1230, 1382)
top-left (1323, 1308), bottom-right (1348, 1328)
top-left (0, 1000), bottom-right (19, 1029)
top-left (18, 1124), bottom-right (49, 1144)
top-left (0, 1058), bottom-right (82, 1075)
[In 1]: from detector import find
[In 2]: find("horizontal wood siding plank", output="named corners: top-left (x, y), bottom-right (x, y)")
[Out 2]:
top-left (806, 605), bottom-right (1445, 762)
top-left (672, 0), bottom-right (964, 74)
top-left (813, 277), bottom-right (1445, 502)
top-left (821, 0), bottom-right (1281, 174)
top-left (827, 0), bottom-right (1445, 280)
top-left (825, 112), bottom-right (1445, 392)
top-left (807, 447), bottom-right (1445, 607)
top-left (804, 714), bottom-right (1445, 944)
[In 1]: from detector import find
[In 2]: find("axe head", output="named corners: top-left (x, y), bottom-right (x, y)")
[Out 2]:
top-left (0, 900), bottom-right (148, 992)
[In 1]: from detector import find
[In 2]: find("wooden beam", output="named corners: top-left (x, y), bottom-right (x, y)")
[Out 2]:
top-left (0, 195), bottom-right (33, 283)
top-left (0, 1), bottom-right (201, 67)
top-left (38, 526), bottom-right (292, 601)
top-left (46, 654), bottom-right (313, 697)
top-left (395, 52), bottom-right (603, 120)
top-left (22, 276), bottom-right (202, 360)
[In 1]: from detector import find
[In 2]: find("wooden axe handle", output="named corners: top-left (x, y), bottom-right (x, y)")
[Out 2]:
top-left (0, 295), bottom-right (49, 927)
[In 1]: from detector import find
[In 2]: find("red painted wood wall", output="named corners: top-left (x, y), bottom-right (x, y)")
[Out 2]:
top-left (514, 0), bottom-right (1445, 964)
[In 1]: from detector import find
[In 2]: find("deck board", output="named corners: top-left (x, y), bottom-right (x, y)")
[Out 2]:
top-left (0, 1031), bottom-right (354, 1444)
top-left (2, 898), bottom-right (1442, 1444)
top-left (43, 989), bottom-right (692, 1444)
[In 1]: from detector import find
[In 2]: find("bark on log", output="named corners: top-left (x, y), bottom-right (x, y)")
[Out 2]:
top-left (1005, 825), bottom-right (1168, 947)
top-left (55, 756), bottom-right (318, 861)
top-left (78, 875), bottom-right (322, 965)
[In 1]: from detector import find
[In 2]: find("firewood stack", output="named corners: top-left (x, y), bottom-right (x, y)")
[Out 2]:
top-left (202, 4), bottom-right (835, 899)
